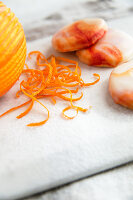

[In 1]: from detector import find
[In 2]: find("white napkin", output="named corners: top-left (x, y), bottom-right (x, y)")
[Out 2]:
top-left (31, 164), bottom-right (133, 200)
top-left (0, 37), bottom-right (133, 200)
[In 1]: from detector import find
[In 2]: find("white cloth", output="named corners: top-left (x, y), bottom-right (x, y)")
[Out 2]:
top-left (0, 0), bottom-right (133, 199)
top-left (0, 36), bottom-right (133, 199)
top-left (27, 163), bottom-right (133, 200)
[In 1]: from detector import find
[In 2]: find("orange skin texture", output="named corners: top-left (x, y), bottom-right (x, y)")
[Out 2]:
top-left (0, 2), bottom-right (26, 97)
top-left (52, 19), bottom-right (108, 52)
top-left (77, 44), bottom-right (123, 68)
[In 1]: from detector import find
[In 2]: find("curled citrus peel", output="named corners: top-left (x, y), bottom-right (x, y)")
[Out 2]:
top-left (0, 99), bottom-right (31, 118)
top-left (0, 51), bottom-right (100, 126)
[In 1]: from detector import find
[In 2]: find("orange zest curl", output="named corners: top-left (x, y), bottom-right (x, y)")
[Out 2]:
top-left (62, 106), bottom-right (79, 119)
top-left (0, 100), bottom-right (31, 118)
top-left (16, 100), bottom-right (34, 119)
top-left (0, 51), bottom-right (100, 126)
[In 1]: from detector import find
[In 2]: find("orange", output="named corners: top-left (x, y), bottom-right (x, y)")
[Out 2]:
top-left (0, 2), bottom-right (26, 97)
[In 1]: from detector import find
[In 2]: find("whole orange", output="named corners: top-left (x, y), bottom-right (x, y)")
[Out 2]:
top-left (0, 2), bottom-right (26, 97)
